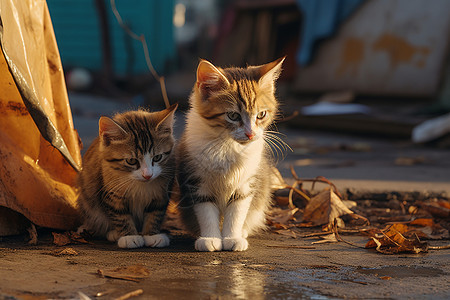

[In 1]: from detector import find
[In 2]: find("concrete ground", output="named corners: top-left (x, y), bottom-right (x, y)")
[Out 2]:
top-left (1, 92), bottom-right (449, 299)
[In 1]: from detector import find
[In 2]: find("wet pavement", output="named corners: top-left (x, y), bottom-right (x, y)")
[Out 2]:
top-left (1, 92), bottom-right (449, 299)
top-left (1, 232), bottom-right (449, 299)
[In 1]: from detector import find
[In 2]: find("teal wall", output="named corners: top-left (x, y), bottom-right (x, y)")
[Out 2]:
top-left (47, 0), bottom-right (175, 75)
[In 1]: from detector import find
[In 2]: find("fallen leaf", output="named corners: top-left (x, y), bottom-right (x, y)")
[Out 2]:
top-left (409, 218), bottom-right (434, 227)
top-left (98, 265), bottom-right (150, 282)
top-left (269, 207), bottom-right (299, 224)
top-left (366, 224), bottom-right (429, 254)
top-left (407, 218), bottom-right (449, 240)
top-left (49, 247), bottom-right (79, 256)
top-left (379, 276), bottom-right (391, 280)
top-left (273, 229), bottom-right (297, 238)
top-left (341, 213), bottom-right (370, 227)
top-left (438, 200), bottom-right (450, 210)
top-left (52, 231), bottom-right (90, 246)
top-left (302, 189), bottom-right (353, 227)
top-left (419, 202), bottom-right (450, 218)
top-left (311, 233), bottom-right (338, 244)
top-left (52, 232), bottom-right (71, 246)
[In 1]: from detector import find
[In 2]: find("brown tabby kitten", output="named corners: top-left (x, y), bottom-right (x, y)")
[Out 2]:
top-left (77, 104), bottom-right (177, 248)
top-left (175, 58), bottom-right (285, 251)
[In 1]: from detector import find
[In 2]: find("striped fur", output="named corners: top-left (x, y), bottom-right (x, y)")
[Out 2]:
top-left (175, 58), bottom-right (285, 251)
top-left (77, 104), bottom-right (177, 248)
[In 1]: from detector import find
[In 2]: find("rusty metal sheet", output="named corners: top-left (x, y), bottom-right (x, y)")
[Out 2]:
top-left (294, 0), bottom-right (450, 97)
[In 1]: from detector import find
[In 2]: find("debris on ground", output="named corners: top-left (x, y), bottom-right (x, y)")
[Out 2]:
top-left (268, 166), bottom-right (450, 254)
top-left (52, 231), bottom-right (89, 246)
top-left (47, 247), bottom-right (79, 257)
top-left (97, 265), bottom-right (150, 282)
top-left (27, 223), bottom-right (38, 245)
top-left (115, 289), bottom-right (144, 300)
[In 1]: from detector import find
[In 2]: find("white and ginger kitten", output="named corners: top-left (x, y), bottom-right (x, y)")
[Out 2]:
top-left (174, 57), bottom-right (285, 251)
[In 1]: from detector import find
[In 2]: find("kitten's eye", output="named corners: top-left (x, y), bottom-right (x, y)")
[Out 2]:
top-left (257, 111), bottom-right (267, 119)
top-left (126, 158), bottom-right (138, 165)
top-left (227, 112), bottom-right (241, 122)
top-left (153, 154), bottom-right (163, 162)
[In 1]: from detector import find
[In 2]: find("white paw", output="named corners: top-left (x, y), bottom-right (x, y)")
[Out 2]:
top-left (222, 237), bottom-right (248, 251)
top-left (195, 237), bottom-right (222, 252)
top-left (242, 229), bottom-right (249, 239)
top-left (106, 230), bottom-right (121, 242)
top-left (143, 233), bottom-right (170, 248)
top-left (117, 235), bottom-right (145, 248)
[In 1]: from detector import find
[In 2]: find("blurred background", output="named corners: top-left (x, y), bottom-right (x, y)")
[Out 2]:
top-left (46, 0), bottom-right (450, 150)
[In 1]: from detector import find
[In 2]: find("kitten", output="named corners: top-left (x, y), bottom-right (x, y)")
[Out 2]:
top-left (175, 57), bottom-right (285, 251)
top-left (77, 104), bottom-right (177, 248)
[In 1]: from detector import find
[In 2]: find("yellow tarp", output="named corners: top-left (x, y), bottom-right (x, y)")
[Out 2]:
top-left (0, 0), bottom-right (82, 234)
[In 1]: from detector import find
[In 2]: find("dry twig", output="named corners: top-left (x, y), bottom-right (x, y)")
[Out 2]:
top-left (115, 289), bottom-right (143, 300)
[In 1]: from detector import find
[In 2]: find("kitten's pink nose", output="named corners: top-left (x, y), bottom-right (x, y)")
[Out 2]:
top-left (142, 174), bottom-right (152, 180)
top-left (245, 132), bottom-right (255, 140)
top-left (142, 169), bottom-right (152, 180)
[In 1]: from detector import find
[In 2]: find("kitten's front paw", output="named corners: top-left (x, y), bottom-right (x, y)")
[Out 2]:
top-left (195, 237), bottom-right (222, 252)
top-left (222, 237), bottom-right (248, 251)
top-left (143, 233), bottom-right (170, 248)
top-left (117, 235), bottom-right (145, 248)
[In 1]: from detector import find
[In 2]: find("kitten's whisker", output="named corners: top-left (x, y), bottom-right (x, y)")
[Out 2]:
top-left (265, 130), bottom-right (288, 138)
top-left (264, 132), bottom-right (292, 152)
top-left (263, 133), bottom-right (290, 160)
top-left (263, 137), bottom-right (283, 158)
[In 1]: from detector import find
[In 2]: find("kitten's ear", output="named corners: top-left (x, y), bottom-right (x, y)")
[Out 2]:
top-left (196, 60), bottom-right (229, 98)
top-left (258, 56), bottom-right (286, 93)
top-left (155, 103), bottom-right (178, 132)
top-left (99, 116), bottom-right (127, 146)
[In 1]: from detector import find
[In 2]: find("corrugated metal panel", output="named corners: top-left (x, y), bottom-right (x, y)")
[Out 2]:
top-left (47, 0), bottom-right (175, 75)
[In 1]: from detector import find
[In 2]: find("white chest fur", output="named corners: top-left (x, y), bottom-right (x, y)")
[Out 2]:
top-left (185, 110), bottom-right (264, 203)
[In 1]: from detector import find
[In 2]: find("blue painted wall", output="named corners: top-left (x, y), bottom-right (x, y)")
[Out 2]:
top-left (47, 0), bottom-right (175, 75)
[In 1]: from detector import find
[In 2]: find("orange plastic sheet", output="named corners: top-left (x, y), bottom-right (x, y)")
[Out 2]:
top-left (0, 0), bottom-right (82, 235)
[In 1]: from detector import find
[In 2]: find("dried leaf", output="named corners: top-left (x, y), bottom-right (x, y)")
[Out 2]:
top-left (407, 218), bottom-right (449, 240)
top-left (302, 189), bottom-right (353, 227)
top-left (49, 247), bottom-right (79, 256)
top-left (419, 202), bottom-right (450, 218)
top-left (438, 200), bottom-right (450, 210)
top-left (98, 265), bottom-right (150, 282)
top-left (366, 224), bottom-right (429, 254)
top-left (52, 232), bottom-right (71, 246)
top-left (341, 213), bottom-right (370, 227)
top-left (311, 233), bottom-right (338, 244)
top-left (270, 207), bottom-right (299, 224)
top-left (52, 231), bottom-right (89, 246)
top-left (273, 229), bottom-right (297, 238)
top-left (409, 218), bottom-right (434, 227)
